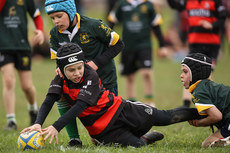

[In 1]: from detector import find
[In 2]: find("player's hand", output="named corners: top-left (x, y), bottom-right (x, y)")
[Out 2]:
top-left (56, 67), bottom-right (63, 77)
top-left (20, 124), bottom-right (42, 134)
top-left (199, 20), bottom-right (213, 30)
top-left (157, 47), bottom-right (169, 58)
top-left (188, 120), bottom-right (200, 127)
top-left (33, 29), bottom-right (45, 45)
top-left (87, 61), bottom-right (98, 70)
top-left (41, 126), bottom-right (58, 144)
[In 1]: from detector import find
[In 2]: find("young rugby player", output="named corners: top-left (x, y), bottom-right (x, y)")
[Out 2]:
top-left (181, 53), bottom-right (230, 147)
top-left (108, 0), bottom-right (168, 106)
top-left (44, 0), bottom-right (124, 146)
top-left (0, 0), bottom-right (44, 130)
top-left (167, 0), bottom-right (227, 108)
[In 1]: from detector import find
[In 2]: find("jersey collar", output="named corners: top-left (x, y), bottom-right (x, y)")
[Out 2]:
top-left (127, 0), bottom-right (146, 6)
top-left (189, 80), bottom-right (202, 93)
top-left (58, 13), bottom-right (81, 41)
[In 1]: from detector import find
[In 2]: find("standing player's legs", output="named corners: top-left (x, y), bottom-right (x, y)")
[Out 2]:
top-left (125, 73), bottom-right (136, 101)
top-left (120, 50), bottom-right (138, 101)
top-left (1, 63), bottom-right (17, 130)
top-left (18, 70), bottom-right (38, 125)
top-left (16, 51), bottom-right (38, 125)
top-left (140, 68), bottom-right (155, 106)
top-left (138, 48), bottom-right (155, 106)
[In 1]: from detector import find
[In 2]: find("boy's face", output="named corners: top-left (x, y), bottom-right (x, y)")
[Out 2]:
top-left (49, 12), bottom-right (69, 31)
top-left (180, 65), bottom-right (191, 89)
top-left (65, 62), bottom-right (84, 83)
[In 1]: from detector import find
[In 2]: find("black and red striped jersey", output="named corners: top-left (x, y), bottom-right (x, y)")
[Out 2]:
top-left (167, 0), bottom-right (226, 46)
top-left (48, 64), bottom-right (124, 136)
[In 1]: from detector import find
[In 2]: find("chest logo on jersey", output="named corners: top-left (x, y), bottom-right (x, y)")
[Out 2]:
top-left (140, 5), bottom-right (148, 14)
top-left (9, 6), bottom-right (16, 16)
top-left (191, 92), bottom-right (200, 103)
top-left (189, 9), bottom-right (210, 17)
top-left (80, 32), bottom-right (90, 44)
top-left (132, 13), bottom-right (139, 22)
top-left (17, 0), bottom-right (24, 6)
top-left (82, 80), bottom-right (92, 89)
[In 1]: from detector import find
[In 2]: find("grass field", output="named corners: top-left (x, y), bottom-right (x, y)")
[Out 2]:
top-left (1, 3), bottom-right (230, 153)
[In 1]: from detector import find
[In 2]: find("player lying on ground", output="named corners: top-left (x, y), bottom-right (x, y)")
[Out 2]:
top-left (181, 53), bottom-right (230, 147)
top-left (21, 43), bottom-right (203, 147)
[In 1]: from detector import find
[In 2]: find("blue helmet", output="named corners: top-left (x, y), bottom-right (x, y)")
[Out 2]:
top-left (45, 0), bottom-right (77, 23)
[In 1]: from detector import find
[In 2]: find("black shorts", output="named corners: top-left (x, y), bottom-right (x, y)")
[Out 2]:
top-left (92, 102), bottom-right (200, 147)
top-left (189, 44), bottom-right (220, 67)
top-left (93, 100), bottom-right (158, 147)
top-left (0, 51), bottom-right (32, 70)
top-left (120, 48), bottom-right (152, 75)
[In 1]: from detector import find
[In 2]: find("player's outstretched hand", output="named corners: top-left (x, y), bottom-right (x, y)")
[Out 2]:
top-left (20, 124), bottom-right (42, 134)
top-left (41, 126), bottom-right (58, 144)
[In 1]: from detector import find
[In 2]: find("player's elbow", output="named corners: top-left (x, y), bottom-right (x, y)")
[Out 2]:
top-left (213, 112), bottom-right (223, 123)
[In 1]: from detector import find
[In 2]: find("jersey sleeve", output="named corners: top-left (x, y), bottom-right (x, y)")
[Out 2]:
top-left (192, 88), bottom-right (214, 115)
top-left (47, 75), bottom-right (63, 96)
top-left (148, 3), bottom-right (163, 26)
top-left (212, 0), bottom-right (227, 29)
top-left (107, 0), bottom-right (122, 24)
top-left (92, 19), bottom-right (120, 47)
top-left (77, 67), bottom-right (101, 106)
top-left (0, 0), bottom-right (6, 12)
top-left (167, 0), bottom-right (186, 11)
top-left (26, 0), bottom-right (40, 19)
top-left (49, 29), bottom-right (60, 59)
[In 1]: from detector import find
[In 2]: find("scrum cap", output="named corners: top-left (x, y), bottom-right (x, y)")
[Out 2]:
top-left (57, 43), bottom-right (85, 78)
top-left (45, 0), bottom-right (77, 23)
top-left (181, 53), bottom-right (212, 84)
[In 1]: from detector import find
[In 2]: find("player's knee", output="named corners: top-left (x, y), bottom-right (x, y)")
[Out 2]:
top-left (141, 70), bottom-right (152, 79)
top-left (4, 77), bottom-right (16, 90)
top-left (21, 85), bottom-right (34, 93)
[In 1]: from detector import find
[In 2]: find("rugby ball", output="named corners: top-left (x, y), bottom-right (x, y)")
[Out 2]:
top-left (18, 131), bottom-right (45, 150)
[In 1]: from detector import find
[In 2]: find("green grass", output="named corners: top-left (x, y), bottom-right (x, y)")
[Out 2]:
top-left (1, 5), bottom-right (230, 153)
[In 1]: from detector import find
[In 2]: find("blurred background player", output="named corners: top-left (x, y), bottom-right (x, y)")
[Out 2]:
top-left (108, 0), bottom-right (168, 106)
top-left (167, 0), bottom-right (227, 108)
top-left (44, 0), bottom-right (124, 147)
top-left (0, 0), bottom-right (44, 130)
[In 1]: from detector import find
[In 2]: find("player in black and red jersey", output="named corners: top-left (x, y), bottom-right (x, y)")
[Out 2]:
top-left (21, 43), bottom-right (203, 147)
top-left (167, 0), bottom-right (227, 108)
